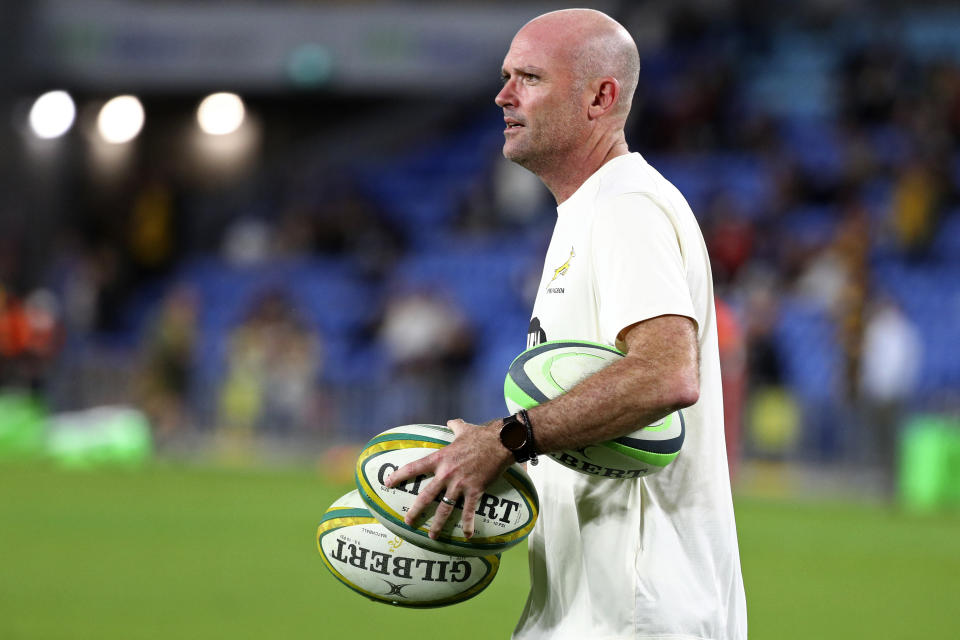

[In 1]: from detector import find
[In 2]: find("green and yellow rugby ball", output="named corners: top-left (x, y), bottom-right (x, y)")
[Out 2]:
top-left (355, 424), bottom-right (538, 557)
top-left (317, 490), bottom-right (500, 607)
top-left (504, 340), bottom-right (685, 479)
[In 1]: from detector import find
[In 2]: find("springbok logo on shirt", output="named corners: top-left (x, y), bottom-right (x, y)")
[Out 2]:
top-left (545, 247), bottom-right (575, 292)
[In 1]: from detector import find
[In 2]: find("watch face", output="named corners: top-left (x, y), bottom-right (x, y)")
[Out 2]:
top-left (500, 418), bottom-right (527, 450)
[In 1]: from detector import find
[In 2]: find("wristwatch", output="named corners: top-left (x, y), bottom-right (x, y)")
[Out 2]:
top-left (499, 410), bottom-right (539, 465)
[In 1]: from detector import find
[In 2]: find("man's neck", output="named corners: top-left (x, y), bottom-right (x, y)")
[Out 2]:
top-left (539, 134), bottom-right (630, 205)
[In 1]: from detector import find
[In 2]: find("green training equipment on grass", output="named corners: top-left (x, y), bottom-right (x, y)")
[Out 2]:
top-left (45, 406), bottom-right (153, 468)
top-left (0, 392), bottom-right (47, 459)
top-left (504, 339), bottom-right (684, 479)
top-left (899, 415), bottom-right (960, 511)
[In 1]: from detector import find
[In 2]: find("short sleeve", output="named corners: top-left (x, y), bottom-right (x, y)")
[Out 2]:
top-left (590, 192), bottom-right (697, 348)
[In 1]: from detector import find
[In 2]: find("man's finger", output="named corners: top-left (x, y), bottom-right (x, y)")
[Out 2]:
top-left (385, 453), bottom-right (436, 488)
top-left (428, 487), bottom-right (461, 540)
top-left (403, 471), bottom-right (446, 526)
top-left (447, 418), bottom-right (467, 437)
top-left (459, 488), bottom-right (482, 539)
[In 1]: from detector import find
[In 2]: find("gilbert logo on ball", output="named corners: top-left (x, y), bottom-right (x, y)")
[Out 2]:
top-left (317, 490), bottom-right (500, 607)
top-left (504, 339), bottom-right (685, 478)
top-left (355, 424), bottom-right (539, 557)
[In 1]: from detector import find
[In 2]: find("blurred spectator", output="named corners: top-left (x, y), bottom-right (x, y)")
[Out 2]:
top-left (274, 211), bottom-right (316, 257)
top-left (377, 289), bottom-right (476, 422)
top-left (127, 175), bottom-right (181, 278)
top-left (0, 287), bottom-right (30, 382)
top-left (0, 285), bottom-right (62, 393)
top-left (308, 176), bottom-right (405, 278)
top-left (22, 290), bottom-right (62, 387)
top-left (716, 297), bottom-right (746, 478)
top-left (858, 297), bottom-right (923, 493)
top-left (222, 217), bottom-right (272, 266)
top-left (834, 202), bottom-right (871, 399)
top-left (89, 244), bottom-right (127, 334)
top-left (743, 280), bottom-right (783, 388)
top-left (890, 157), bottom-right (947, 258)
top-left (706, 194), bottom-right (755, 287)
top-left (793, 245), bottom-right (847, 313)
top-left (792, 199), bottom-right (871, 399)
top-left (137, 285), bottom-right (198, 439)
top-left (218, 289), bottom-right (322, 436)
top-left (53, 236), bottom-right (99, 339)
top-left (379, 290), bottom-right (475, 374)
top-left (742, 277), bottom-right (801, 458)
top-left (840, 45), bottom-right (907, 127)
top-left (458, 155), bottom-right (549, 235)
top-left (492, 155), bottom-right (549, 225)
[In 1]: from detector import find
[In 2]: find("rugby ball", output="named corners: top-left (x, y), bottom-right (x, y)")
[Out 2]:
top-left (355, 424), bottom-right (538, 557)
top-left (317, 490), bottom-right (500, 607)
top-left (504, 339), bottom-right (684, 478)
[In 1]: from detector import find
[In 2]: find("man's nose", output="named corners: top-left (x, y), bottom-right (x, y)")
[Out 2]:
top-left (495, 80), bottom-right (516, 108)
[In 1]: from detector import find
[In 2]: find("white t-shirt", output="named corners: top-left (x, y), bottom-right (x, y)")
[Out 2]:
top-left (512, 153), bottom-right (747, 640)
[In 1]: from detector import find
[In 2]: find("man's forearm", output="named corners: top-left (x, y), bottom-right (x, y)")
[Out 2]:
top-left (524, 314), bottom-right (699, 453)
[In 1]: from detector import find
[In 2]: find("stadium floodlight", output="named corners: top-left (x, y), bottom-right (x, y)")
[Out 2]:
top-left (97, 95), bottom-right (145, 144)
top-left (28, 90), bottom-right (76, 139)
top-left (197, 92), bottom-right (245, 136)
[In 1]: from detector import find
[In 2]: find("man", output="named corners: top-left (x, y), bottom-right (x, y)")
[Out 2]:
top-left (386, 9), bottom-right (747, 639)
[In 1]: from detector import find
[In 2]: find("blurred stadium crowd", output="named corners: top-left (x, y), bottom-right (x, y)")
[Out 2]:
top-left (1, 1), bottom-right (959, 490)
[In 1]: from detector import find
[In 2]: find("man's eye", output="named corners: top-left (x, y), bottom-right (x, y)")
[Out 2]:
top-left (524, 74), bottom-right (539, 84)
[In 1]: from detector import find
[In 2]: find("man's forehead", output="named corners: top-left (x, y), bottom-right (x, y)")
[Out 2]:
top-left (502, 30), bottom-right (566, 73)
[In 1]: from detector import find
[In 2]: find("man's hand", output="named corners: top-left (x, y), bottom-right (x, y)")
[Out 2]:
top-left (384, 418), bottom-right (514, 540)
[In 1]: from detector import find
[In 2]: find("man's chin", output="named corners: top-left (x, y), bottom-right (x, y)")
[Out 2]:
top-left (502, 143), bottom-right (529, 166)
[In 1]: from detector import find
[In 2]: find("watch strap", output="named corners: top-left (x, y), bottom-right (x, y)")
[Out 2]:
top-left (501, 409), bottom-right (539, 465)
top-left (517, 409), bottom-right (539, 466)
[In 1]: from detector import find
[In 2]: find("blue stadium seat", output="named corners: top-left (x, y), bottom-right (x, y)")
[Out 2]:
top-left (775, 297), bottom-right (842, 403)
top-left (778, 116), bottom-right (845, 180)
top-left (782, 205), bottom-right (840, 247)
top-left (930, 210), bottom-right (960, 262)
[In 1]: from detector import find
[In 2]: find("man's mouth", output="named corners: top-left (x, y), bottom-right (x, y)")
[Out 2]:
top-left (504, 117), bottom-right (524, 130)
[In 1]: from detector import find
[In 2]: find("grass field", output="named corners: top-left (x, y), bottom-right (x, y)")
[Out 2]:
top-left (1, 463), bottom-right (958, 639)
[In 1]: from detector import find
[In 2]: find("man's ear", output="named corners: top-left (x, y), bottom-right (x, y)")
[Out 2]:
top-left (587, 77), bottom-right (621, 120)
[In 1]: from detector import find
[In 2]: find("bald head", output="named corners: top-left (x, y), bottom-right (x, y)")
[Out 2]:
top-left (518, 9), bottom-right (640, 119)
top-left (495, 9), bottom-right (639, 195)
